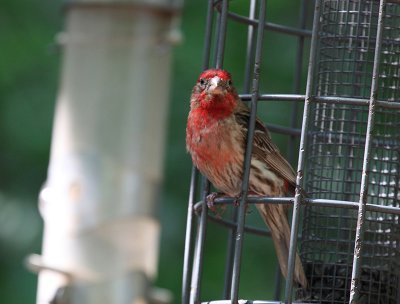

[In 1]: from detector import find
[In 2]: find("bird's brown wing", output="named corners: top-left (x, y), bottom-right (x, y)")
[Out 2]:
top-left (234, 102), bottom-right (296, 188)
top-left (234, 101), bottom-right (308, 289)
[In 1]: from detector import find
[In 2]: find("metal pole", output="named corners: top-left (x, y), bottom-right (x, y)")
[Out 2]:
top-left (36, 1), bottom-right (181, 303)
top-left (215, 0), bottom-right (229, 70)
top-left (182, 167), bottom-right (199, 304)
top-left (243, 0), bottom-right (257, 93)
top-left (182, 0), bottom-right (214, 304)
top-left (222, 0), bottom-right (258, 299)
top-left (349, 0), bottom-right (386, 302)
top-left (189, 178), bottom-right (210, 304)
top-left (230, 1), bottom-right (266, 302)
top-left (288, 0), bottom-right (308, 164)
top-left (277, 0), bottom-right (309, 300)
top-left (187, 1), bottom-right (215, 303)
top-left (284, 0), bottom-right (321, 302)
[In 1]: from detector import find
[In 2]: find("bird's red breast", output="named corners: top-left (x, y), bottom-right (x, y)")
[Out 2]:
top-left (186, 69), bottom-right (242, 185)
top-left (186, 69), bottom-right (238, 161)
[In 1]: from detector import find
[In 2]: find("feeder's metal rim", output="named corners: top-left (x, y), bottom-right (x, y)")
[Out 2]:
top-left (213, 1), bottom-right (312, 37)
top-left (239, 93), bottom-right (400, 109)
top-left (201, 301), bottom-right (313, 304)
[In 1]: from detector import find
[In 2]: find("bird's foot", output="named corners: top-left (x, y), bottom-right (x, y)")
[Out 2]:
top-left (206, 192), bottom-right (224, 211)
top-left (206, 192), bottom-right (227, 218)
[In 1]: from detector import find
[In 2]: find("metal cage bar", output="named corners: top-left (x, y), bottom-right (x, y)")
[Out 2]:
top-left (350, 0), bottom-right (386, 302)
top-left (183, 0), bottom-right (400, 303)
top-left (230, 1), bottom-right (267, 302)
top-left (182, 166), bottom-right (198, 304)
top-left (182, 0), bottom-right (217, 299)
top-left (183, 0), bottom-right (314, 302)
top-left (285, 0), bottom-right (322, 301)
top-left (299, 0), bottom-right (400, 303)
top-left (222, 0), bottom-right (258, 299)
top-left (184, 0), bottom-right (214, 302)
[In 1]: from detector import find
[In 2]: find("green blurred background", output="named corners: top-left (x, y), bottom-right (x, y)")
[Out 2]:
top-left (0, 0), bottom-right (310, 302)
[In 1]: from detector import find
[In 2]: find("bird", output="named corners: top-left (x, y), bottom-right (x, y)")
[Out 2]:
top-left (186, 68), bottom-right (308, 289)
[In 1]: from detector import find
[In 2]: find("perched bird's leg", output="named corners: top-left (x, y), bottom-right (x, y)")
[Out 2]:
top-left (206, 192), bottom-right (227, 218)
top-left (206, 192), bottom-right (225, 210)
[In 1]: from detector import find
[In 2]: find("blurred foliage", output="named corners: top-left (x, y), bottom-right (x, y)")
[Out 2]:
top-left (1, 0), bottom-right (59, 303)
top-left (0, 0), bottom-right (311, 303)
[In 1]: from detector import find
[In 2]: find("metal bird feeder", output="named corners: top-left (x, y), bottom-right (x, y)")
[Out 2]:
top-left (182, 0), bottom-right (400, 303)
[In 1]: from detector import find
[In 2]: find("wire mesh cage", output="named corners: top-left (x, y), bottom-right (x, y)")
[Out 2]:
top-left (300, 0), bottom-right (400, 303)
top-left (183, 0), bottom-right (400, 303)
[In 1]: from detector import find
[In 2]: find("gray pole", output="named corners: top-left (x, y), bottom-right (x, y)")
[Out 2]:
top-left (34, 1), bottom-right (181, 303)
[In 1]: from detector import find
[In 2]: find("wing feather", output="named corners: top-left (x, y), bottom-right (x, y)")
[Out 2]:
top-left (234, 102), bottom-right (296, 188)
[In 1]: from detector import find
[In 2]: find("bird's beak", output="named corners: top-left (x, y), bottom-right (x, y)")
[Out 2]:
top-left (207, 76), bottom-right (226, 95)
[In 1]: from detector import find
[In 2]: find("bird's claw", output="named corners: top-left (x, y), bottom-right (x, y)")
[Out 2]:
top-left (205, 192), bottom-right (228, 218)
top-left (206, 192), bottom-right (253, 217)
top-left (206, 192), bottom-right (223, 211)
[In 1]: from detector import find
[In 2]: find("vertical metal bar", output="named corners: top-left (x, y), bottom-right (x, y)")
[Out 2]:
top-left (215, 0), bottom-right (229, 69)
top-left (189, 179), bottom-right (211, 304)
top-left (284, 0), bottom-right (321, 302)
top-left (230, 1), bottom-right (266, 302)
top-left (223, 0), bottom-right (257, 299)
top-left (287, 0), bottom-right (308, 164)
top-left (202, 0), bottom-right (215, 70)
top-left (212, 9), bottom-right (222, 68)
top-left (182, 167), bottom-right (199, 304)
top-left (349, 0), bottom-right (386, 302)
top-left (243, 0), bottom-right (258, 92)
top-left (187, 1), bottom-right (215, 303)
top-left (215, 0), bottom-right (231, 297)
top-left (280, 0), bottom-right (309, 299)
top-left (341, 4), bottom-right (366, 299)
top-left (222, 207), bottom-right (237, 299)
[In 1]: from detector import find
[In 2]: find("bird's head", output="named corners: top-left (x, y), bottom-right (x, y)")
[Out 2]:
top-left (196, 69), bottom-right (233, 96)
top-left (190, 69), bottom-right (238, 114)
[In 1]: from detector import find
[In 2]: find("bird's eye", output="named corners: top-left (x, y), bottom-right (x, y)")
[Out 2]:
top-left (227, 80), bottom-right (232, 86)
top-left (199, 79), bottom-right (206, 86)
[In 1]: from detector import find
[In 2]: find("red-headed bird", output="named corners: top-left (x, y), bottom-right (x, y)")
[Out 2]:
top-left (186, 69), bottom-right (308, 289)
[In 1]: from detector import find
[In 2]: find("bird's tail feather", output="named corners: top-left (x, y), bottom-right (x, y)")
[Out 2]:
top-left (256, 204), bottom-right (308, 289)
